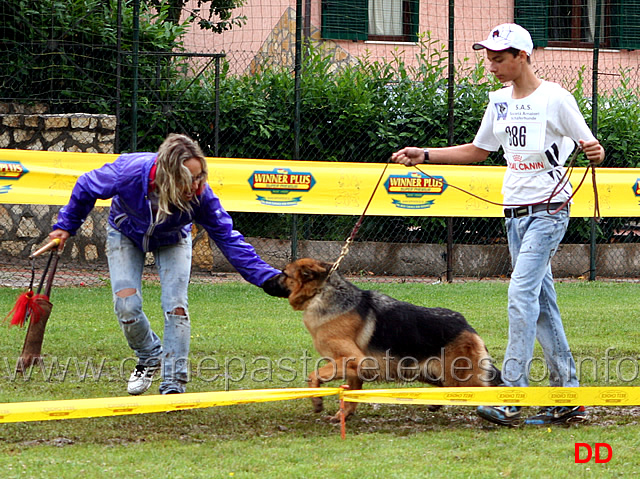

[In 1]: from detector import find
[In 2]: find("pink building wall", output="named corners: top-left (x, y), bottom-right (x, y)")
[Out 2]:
top-left (182, 0), bottom-right (639, 91)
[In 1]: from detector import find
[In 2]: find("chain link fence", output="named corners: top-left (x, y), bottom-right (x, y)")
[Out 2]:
top-left (2, 0), bottom-right (640, 288)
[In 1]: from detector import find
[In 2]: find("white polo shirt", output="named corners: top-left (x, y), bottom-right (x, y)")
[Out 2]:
top-left (473, 80), bottom-right (596, 206)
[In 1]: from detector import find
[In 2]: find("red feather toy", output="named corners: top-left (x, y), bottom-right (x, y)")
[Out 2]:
top-left (4, 239), bottom-right (60, 327)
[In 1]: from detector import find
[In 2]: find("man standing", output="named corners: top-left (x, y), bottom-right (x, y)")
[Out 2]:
top-left (391, 23), bottom-right (604, 426)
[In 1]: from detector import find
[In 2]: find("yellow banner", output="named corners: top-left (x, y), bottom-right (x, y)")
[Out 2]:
top-left (0, 388), bottom-right (341, 423)
top-left (1, 386), bottom-right (638, 423)
top-left (342, 386), bottom-right (640, 407)
top-left (1, 149), bottom-right (639, 217)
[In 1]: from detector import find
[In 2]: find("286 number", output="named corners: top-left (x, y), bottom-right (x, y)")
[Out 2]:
top-left (505, 125), bottom-right (527, 147)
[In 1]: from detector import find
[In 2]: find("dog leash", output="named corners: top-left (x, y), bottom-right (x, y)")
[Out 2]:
top-left (328, 159), bottom-right (391, 278)
top-left (328, 148), bottom-right (600, 277)
top-left (591, 163), bottom-right (601, 220)
top-left (413, 148), bottom-right (601, 219)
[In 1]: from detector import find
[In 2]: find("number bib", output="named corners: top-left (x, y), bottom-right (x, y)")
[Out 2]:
top-left (492, 95), bottom-right (549, 176)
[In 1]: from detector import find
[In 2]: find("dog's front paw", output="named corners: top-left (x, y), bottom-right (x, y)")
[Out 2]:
top-left (327, 412), bottom-right (343, 423)
top-left (311, 397), bottom-right (324, 413)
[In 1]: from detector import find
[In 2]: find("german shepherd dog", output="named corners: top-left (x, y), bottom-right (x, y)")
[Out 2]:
top-left (277, 258), bottom-right (501, 421)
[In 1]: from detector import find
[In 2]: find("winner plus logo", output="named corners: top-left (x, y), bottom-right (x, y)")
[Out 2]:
top-left (385, 171), bottom-right (447, 210)
top-left (248, 167), bottom-right (315, 207)
top-left (0, 160), bottom-right (27, 194)
top-left (0, 160), bottom-right (27, 180)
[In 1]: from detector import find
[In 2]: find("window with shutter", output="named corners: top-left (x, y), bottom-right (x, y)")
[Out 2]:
top-left (515, 0), bottom-right (550, 47)
top-left (610, 1), bottom-right (640, 50)
top-left (515, 0), bottom-right (640, 50)
top-left (547, 0), bottom-right (610, 48)
top-left (321, 0), bottom-right (418, 42)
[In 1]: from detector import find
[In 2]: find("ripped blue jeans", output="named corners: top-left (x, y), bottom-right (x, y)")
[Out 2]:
top-left (106, 225), bottom-right (192, 393)
top-left (502, 208), bottom-right (579, 388)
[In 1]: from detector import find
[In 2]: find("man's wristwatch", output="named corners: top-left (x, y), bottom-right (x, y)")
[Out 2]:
top-left (423, 149), bottom-right (430, 164)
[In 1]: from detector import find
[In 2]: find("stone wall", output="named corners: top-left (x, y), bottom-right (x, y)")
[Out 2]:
top-left (248, 7), bottom-right (354, 75)
top-left (0, 103), bottom-right (117, 265)
top-left (0, 103), bottom-right (116, 152)
top-left (200, 238), bottom-right (640, 279)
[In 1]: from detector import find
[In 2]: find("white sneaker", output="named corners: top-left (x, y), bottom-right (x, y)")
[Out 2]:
top-left (127, 365), bottom-right (158, 395)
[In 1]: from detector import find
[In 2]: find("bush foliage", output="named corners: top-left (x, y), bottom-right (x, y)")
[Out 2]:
top-left (3, 1), bottom-right (640, 243)
top-left (208, 36), bottom-right (503, 163)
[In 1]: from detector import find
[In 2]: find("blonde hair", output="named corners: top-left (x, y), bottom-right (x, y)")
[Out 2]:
top-left (154, 133), bottom-right (208, 223)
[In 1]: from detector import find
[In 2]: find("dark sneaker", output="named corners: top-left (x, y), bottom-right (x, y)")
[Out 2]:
top-left (524, 406), bottom-right (587, 426)
top-left (476, 405), bottom-right (523, 427)
top-left (127, 365), bottom-right (158, 395)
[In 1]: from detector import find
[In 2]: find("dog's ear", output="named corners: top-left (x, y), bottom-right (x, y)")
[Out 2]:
top-left (301, 261), bottom-right (331, 281)
top-left (321, 262), bottom-right (334, 272)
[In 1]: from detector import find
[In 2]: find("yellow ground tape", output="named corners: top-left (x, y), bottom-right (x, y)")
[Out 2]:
top-left (0, 388), bottom-right (341, 424)
top-left (342, 387), bottom-right (640, 407)
top-left (1, 386), bottom-right (638, 424)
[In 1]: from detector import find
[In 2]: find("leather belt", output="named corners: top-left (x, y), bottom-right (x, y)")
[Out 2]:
top-left (504, 202), bottom-right (567, 218)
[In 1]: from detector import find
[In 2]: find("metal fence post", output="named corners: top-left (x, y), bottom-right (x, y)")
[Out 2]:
top-left (446, 0), bottom-right (455, 282)
top-left (131, 0), bottom-right (140, 151)
top-left (115, 0), bottom-right (122, 153)
top-left (214, 55), bottom-right (221, 157)
top-left (291, 0), bottom-right (303, 261)
top-left (589, 0), bottom-right (602, 281)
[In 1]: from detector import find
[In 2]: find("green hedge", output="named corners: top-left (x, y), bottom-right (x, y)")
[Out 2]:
top-left (194, 39), bottom-right (638, 244)
top-left (209, 36), bottom-right (501, 163)
top-left (5, 14), bottom-right (640, 243)
top-left (83, 37), bottom-right (640, 243)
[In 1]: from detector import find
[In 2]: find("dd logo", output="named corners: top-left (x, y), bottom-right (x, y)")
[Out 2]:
top-left (574, 443), bottom-right (613, 464)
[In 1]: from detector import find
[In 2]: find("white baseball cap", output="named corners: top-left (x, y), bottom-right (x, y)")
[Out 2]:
top-left (472, 23), bottom-right (534, 56)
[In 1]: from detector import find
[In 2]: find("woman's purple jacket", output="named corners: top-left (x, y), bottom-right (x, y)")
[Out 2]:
top-left (53, 152), bottom-right (280, 287)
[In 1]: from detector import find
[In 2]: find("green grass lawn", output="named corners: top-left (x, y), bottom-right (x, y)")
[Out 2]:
top-left (1, 280), bottom-right (639, 478)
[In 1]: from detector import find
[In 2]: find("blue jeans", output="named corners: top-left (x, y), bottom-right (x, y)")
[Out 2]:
top-left (502, 208), bottom-right (579, 388)
top-left (106, 225), bottom-right (192, 393)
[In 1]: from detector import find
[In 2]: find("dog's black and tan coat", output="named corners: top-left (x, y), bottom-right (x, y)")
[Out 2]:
top-left (278, 258), bottom-right (501, 420)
